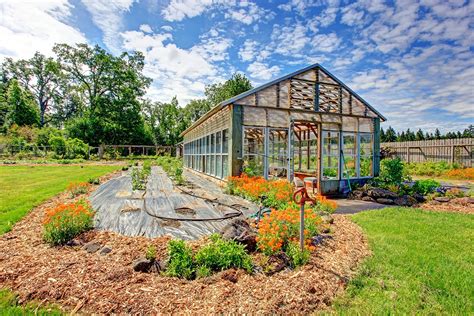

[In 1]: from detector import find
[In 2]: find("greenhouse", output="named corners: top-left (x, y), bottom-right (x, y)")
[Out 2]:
top-left (181, 64), bottom-right (386, 195)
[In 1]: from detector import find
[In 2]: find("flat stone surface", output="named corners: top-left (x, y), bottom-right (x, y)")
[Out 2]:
top-left (335, 198), bottom-right (388, 214)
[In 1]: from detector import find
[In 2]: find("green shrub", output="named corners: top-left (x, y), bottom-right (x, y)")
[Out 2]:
top-left (286, 241), bottom-right (311, 267)
top-left (196, 265), bottom-right (212, 278)
top-left (375, 158), bottom-right (409, 188)
top-left (165, 239), bottom-right (195, 280)
top-left (43, 199), bottom-right (94, 246)
top-left (65, 138), bottom-right (88, 159)
top-left (195, 234), bottom-right (253, 273)
top-left (49, 135), bottom-right (66, 157)
top-left (412, 179), bottom-right (440, 195)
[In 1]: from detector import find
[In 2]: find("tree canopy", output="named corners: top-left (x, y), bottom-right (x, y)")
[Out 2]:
top-left (0, 44), bottom-right (253, 147)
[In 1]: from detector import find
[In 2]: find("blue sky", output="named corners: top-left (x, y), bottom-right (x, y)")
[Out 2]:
top-left (0, 0), bottom-right (473, 132)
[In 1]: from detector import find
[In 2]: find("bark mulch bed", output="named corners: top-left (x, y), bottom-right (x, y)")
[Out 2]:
top-left (0, 180), bottom-right (370, 314)
top-left (420, 198), bottom-right (474, 215)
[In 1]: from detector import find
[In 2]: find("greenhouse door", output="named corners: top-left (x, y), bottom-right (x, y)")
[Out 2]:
top-left (267, 128), bottom-right (290, 180)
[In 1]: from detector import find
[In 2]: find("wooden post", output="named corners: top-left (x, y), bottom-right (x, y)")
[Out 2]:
top-left (373, 118), bottom-right (381, 176)
top-left (451, 145), bottom-right (455, 164)
top-left (229, 104), bottom-right (243, 177)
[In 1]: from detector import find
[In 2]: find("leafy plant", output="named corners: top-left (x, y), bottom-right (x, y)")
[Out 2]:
top-left (43, 199), bottom-right (94, 245)
top-left (445, 188), bottom-right (465, 199)
top-left (375, 158), bottom-right (409, 188)
top-left (145, 245), bottom-right (157, 261)
top-left (67, 181), bottom-right (90, 197)
top-left (286, 241), bottom-right (311, 267)
top-left (412, 179), bottom-right (440, 195)
top-left (195, 234), bottom-right (253, 273)
top-left (165, 239), bottom-right (195, 280)
top-left (156, 155), bottom-right (185, 185)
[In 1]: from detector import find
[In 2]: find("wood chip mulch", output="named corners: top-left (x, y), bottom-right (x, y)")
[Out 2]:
top-left (420, 199), bottom-right (474, 215)
top-left (0, 179), bottom-right (370, 314)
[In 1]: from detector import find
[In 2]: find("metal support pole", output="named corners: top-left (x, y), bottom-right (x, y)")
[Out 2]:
top-left (300, 202), bottom-right (305, 251)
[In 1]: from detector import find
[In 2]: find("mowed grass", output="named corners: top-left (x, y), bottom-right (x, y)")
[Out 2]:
top-left (333, 207), bottom-right (474, 314)
top-left (0, 165), bottom-right (119, 234)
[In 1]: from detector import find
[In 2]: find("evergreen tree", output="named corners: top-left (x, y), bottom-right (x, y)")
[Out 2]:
top-left (5, 79), bottom-right (39, 127)
top-left (385, 126), bottom-right (397, 142)
top-left (434, 128), bottom-right (441, 139)
top-left (415, 128), bottom-right (425, 140)
top-left (380, 127), bottom-right (386, 142)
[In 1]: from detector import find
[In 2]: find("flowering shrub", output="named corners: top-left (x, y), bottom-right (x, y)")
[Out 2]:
top-left (227, 174), bottom-right (293, 209)
top-left (43, 199), bottom-right (94, 245)
top-left (67, 181), bottom-right (90, 197)
top-left (445, 168), bottom-right (474, 180)
top-left (256, 203), bottom-right (321, 255)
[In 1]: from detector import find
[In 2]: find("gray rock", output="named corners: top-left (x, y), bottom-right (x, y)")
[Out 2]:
top-left (434, 196), bottom-right (450, 202)
top-left (66, 239), bottom-right (83, 247)
top-left (350, 190), bottom-right (366, 200)
top-left (221, 218), bottom-right (257, 252)
top-left (394, 195), bottom-right (418, 207)
top-left (412, 192), bottom-right (426, 203)
top-left (100, 246), bottom-right (112, 256)
top-left (321, 214), bottom-right (334, 224)
top-left (133, 258), bottom-right (152, 273)
top-left (368, 188), bottom-right (398, 199)
top-left (149, 260), bottom-right (166, 273)
top-left (376, 198), bottom-right (395, 205)
top-left (361, 196), bottom-right (376, 202)
top-left (83, 241), bottom-right (102, 253)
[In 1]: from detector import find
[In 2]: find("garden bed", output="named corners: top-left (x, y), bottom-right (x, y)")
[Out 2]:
top-left (0, 174), bottom-right (369, 314)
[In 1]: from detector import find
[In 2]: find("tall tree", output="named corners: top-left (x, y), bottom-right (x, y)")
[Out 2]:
top-left (3, 52), bottom-right (64, 127)
top-left (184, 99), bottom-right (212, 124)
top-left (385, 126), bottom-right (397, 142)
top-left (434, 128), bottom-right (441, 139)
top-left (415, 128), bottom-right (425, 140)
top-left (204, 73), bottom-right (252, 105)
top-left (54, 43), bottom-right (151, 146)
top-left (5, 79), bottom-right (39, 127)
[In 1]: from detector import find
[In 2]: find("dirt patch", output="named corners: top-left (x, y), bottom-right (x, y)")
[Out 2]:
top-left (420, 199), bottom-right (474, 215)
top-left (0, 180), bottom-right (370, 314)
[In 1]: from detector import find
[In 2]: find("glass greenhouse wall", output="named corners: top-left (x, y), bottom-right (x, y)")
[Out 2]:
top-left (180, 64), bottom-right (385, 194)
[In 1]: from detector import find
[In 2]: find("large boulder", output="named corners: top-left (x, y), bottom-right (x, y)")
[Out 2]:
top-left (349, 189), bottom-right (366, 200)
top-left (376, 198), bottom-right (395, 205)
top-left (221, 218), bottom-right (257, 252)
top-left (361, 196), bottom-right (376, 202)
top-left (367, 188), bottom-right (398, 199)
top-left (394, 195), bottom-right (418, 207)
top-left (412, 192), bottom-right (426, 203)
top-left (132, 258), bottom-right (152, 272)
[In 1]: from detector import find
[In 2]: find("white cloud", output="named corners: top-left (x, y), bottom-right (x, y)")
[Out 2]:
top-left (161, 0), bottom-right (220, 21)
top-left (161, 25), bottom-right (173, 32)
top-left (120, 28), bottom-right (232, 104)
top-left (0, 0), bottom-right (86, 60)
top-left (271, 23), bottom-right (309, 55)
top-left (224, 2), bottom-right (274, 25)
top-left (139, 24), bottom-right (153, 33)
top-left (238, 39), bottom-right (259, 62)
top-left (247, 61), bottom-right (280, 80)
top-left (311, 33), bottom-right (341, 52)
top-left (81, 0), bottom-right (136, 53)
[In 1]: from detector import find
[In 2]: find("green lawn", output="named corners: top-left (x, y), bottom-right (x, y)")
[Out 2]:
top-left (0, 164), bottom-right (119, 315)
top-left (333, 207), bottom-right (474, 314)
top-left (0, 165), bottom-right (119, 234)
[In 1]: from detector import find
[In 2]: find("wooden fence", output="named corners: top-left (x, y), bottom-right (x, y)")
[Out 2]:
top-left (381, 138), bottom-right (473, 167)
